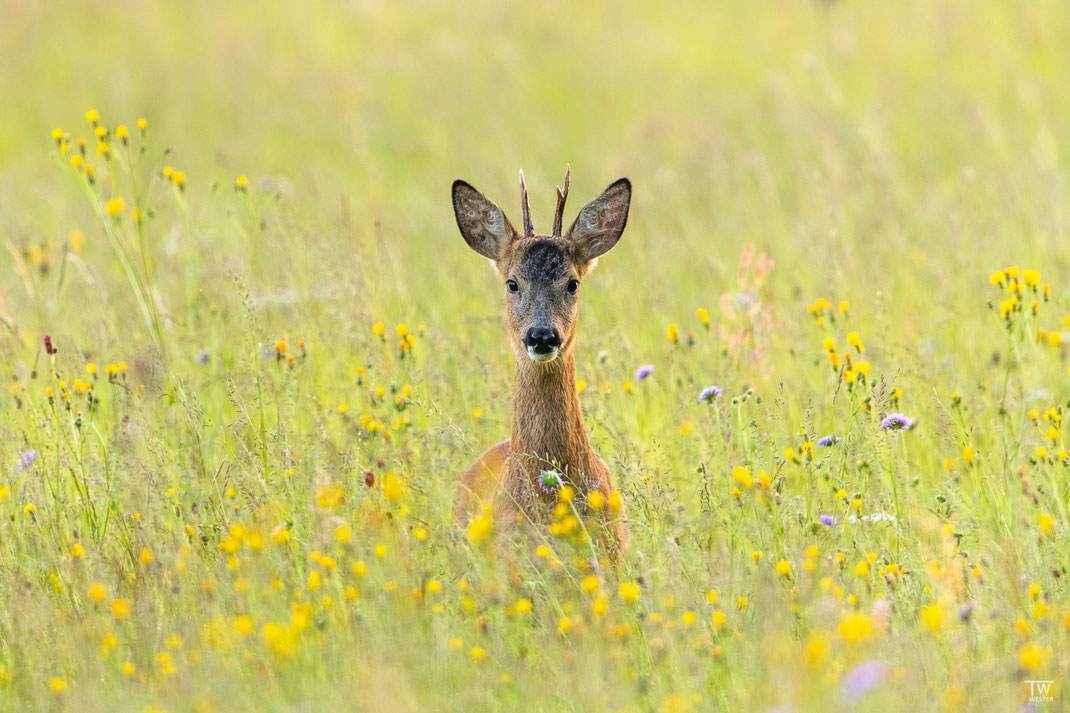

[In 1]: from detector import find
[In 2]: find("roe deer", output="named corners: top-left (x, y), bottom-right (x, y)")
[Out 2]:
top-left (451, 167), bottom-right (631, 553)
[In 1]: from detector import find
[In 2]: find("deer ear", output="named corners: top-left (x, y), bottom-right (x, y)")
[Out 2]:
top-left (567, 178), bottom-right (631, 261)
top-left (452, 180), bottom-right (519, 260)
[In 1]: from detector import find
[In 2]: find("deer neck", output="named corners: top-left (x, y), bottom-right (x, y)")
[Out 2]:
top-left (509, 345), bottom-right (593, 489)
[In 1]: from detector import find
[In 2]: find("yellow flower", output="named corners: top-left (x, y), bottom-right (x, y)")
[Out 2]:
top-left (235, 615), bottom-right (254, 635)
top-left (920, 604), bottom-right (943, 631)
top-left (112, 598), bottom-right (131, 619)
top-left (989, 271), bottom-right (1006, 286)
top-left (855, 560), bottom-right (870, 577)
top-left (89, 583), bottom-right (106, 602)
top-left (588, 491), bottom-right (604, 510)
top-left (515, 598), bottom-right (533, 614)
top-left (711, 610), bottom-right (726, 631)
top-left (337, 404), bottom-right (347, 414)
top-left (372, 321), bottom-right (385, 337)
top-left (843, 369), bottom-right (857, 384)
top-left (171, 171), bottom-right (186, 186)
top-left (137, 118), bottom-right (147, 130)
top-left (668, 324), bottom-right (679, 342)
top-left (105, 197), bottom-right (125, 216)
top-left (139, 548), bottom-right (153, 564)
top-left (1046, 426), bottom-right (1058, 441)
top-left (470, 647), bottom-right (486, 660)
top-left (1020, 643), bottom-right (1052, 671)
top-left (558, 617), bottom-right (572, 633)
top-left (732, 466), bottom-right (754, 489)
top-left (962, 446), bottom-right (975, 463)
top-left (822, 337), bottom-right (835, 352)
top-left (619, 582), bottom-right (641, 602)
top-left (839, 301), bottom-right (849, 313)
top-left (838, 612), bottom-right (873, 642)
top-left (96, 142), bottom-right (110, 156)
top-left (783, 448), bottom-right (798, 462)
top-left (696, 308), bottom-right (709, 325)
top-left (775, 560), bottom-right (792, 576)
top-left (1048, 332), bottom-right (1062, 347)
top-left (49, 677), bottom-right (66, 692)
top-left (236, 175), bottom-right (248, 188)
top-left (24, 503), bottom-right (36, 515)
top-left (576, 380), bottom-right (586, 393)
top-left (1022, 269), bottom-right (1041, 287)
top-left (115, 125), bottom-right (128, 140)
top-left (86, 109), bottom-right (99, 123)
top-left (1038, 512), bottom-right (1055, 533)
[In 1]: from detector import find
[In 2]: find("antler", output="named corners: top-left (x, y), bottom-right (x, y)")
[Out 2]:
top-left (519, 169), bottom-right (534, 237)
top-left (551, 164), bottom-right (571, 237)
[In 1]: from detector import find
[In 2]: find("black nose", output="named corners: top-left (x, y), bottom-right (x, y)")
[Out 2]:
top-left (524, 326), bottom-right (561, 353)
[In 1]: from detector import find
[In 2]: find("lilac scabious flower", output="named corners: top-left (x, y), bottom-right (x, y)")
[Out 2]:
top-left (819, 513), bottom-right (836, 526)
top-left (698, 385), bottom-right (722, 404)
top-left (537, 469), bottom-right (563, 495)
top-left (816, 434), bottom-right (841, 447)
top-left (18, 450), bottom-right (38, 473)
top-left (879, 413), bottom-right (915, 432)
top-left (635, 364), bottom-right (655, 381)
top-left (841, 660), bottom-right (886, 700)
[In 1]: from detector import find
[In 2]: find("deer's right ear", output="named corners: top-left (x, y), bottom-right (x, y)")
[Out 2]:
top-left (452, 180), bottom-right (519, 260)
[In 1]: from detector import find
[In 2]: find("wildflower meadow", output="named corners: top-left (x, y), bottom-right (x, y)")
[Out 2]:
top-left (1, 1), bottom-right (1069, 711)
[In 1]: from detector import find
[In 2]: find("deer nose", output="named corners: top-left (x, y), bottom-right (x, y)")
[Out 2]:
top-left (523, 326), bottom-right (561, 354)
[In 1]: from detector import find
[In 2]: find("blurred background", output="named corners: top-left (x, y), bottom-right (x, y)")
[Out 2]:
top-left (4, 1), bottom-right (1069, 344)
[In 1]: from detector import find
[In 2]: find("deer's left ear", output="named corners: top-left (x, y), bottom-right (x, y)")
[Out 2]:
top-left (567, 178), bottom-right (631, 261)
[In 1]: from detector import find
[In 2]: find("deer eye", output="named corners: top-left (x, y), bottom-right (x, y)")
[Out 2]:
top-left (567, 279), bottom-right (580, 294)
top-left (506, 279), bottom-right (519, 293)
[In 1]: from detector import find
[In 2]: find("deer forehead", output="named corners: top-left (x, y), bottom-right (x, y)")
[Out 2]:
top-left (506, 239), bottom-right (581, 282)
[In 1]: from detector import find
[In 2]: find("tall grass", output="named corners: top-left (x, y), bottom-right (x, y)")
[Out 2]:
top-left (0, 0), bottom-right (1067, 710)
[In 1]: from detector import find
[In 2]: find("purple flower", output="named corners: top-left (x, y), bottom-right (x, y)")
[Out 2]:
top-left (841, 660), bottom-right (886, 700)
top-left (18, 450), bottom-right (37, 473)
top-left (43, 335), bottom-right (57, 355)
top-left (879, 413), bottom-right (915, 432)
top-left (698, 385), bottom-right (722, 404)
top-left (819, 514), bottom-right (836, 526)
top-left (816, 434), bottom-right (841, 447)
top-left (196, 349), bottom-right (210, 365)
top-left (537, 469), bottom-right (563, 494)
top-left (635, 364), bottom-right (654, 381)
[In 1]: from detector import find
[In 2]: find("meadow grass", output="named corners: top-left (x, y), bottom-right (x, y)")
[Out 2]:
top-left (1, 0), bottom-right (1069, 710)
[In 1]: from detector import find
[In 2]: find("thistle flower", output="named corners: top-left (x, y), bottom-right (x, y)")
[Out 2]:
top-left (819, 514), bottom-right (836, 526)
top-left (635, 364), bottom-right (654, 381)
top-left (43, 335), bottom-right (57, 355)
top-left (17, 450), bottom-right (37, 473)
top-left (817, 434), bottom-right (841, 447)
top-left (879, 413), bottom-right (915, 432)
top-left (698, 385), bottom-right (722, 404)
top-left (537, 469), bottom-right (564, 494)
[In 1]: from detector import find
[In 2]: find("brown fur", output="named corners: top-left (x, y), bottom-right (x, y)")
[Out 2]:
top-left (452, 173), bottom-right (632, 553)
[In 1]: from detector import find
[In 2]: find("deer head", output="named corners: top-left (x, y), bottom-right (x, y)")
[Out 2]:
top-left (452, 167), bottom-right (631, 363)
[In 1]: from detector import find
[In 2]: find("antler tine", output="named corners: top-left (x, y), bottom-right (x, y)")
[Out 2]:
top-left (552, 164), bottom-right (571, 237)
top-left (519, 169), bottom-right (534, 237)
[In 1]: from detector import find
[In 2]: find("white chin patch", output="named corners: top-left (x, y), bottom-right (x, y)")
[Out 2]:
top-left (527, 347), bottom-right (558, 362)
